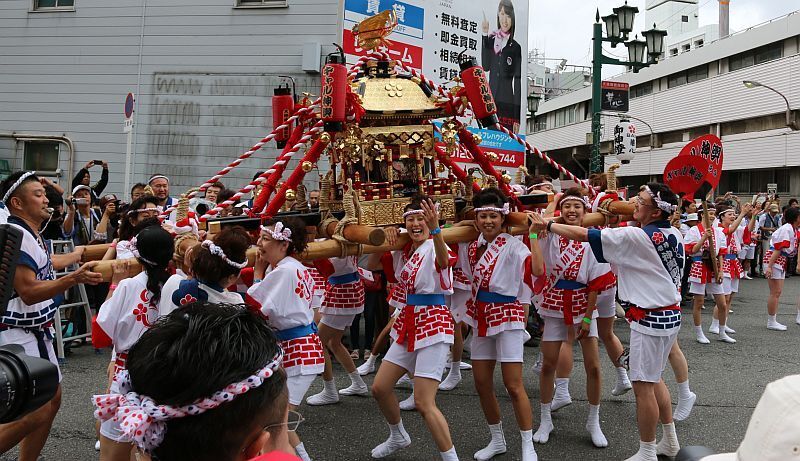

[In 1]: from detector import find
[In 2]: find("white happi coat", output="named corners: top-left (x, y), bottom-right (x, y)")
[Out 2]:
top-left (684, 223), bottom-right (727, 284)
top-left (247, 257), bottom-right (324, 377)
top-left (388, 239), bottom-right (455, 352)
top-left (96, 272), bottom-right (159, 364)
top-left (462, 233), bottom-right (535, 337)
top-left (539, 233), bottom-right (615, 325)
top-left (764, 223), bottom-right (799, 272)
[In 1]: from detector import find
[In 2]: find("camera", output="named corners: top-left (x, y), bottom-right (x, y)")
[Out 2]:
top-left (71, 198), bottom-right (89, 207)
top-left (0, 345), bottom-right (59, 423)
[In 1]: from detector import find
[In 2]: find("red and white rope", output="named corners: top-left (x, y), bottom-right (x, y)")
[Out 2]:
top-left (160, 103), bottom-right (319, 217)
top-left (198, 121), bottom-right (324, 222)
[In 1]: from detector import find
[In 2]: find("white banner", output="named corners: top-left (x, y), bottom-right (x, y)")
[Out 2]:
top-left (340, 0), bottom-right (530, 134)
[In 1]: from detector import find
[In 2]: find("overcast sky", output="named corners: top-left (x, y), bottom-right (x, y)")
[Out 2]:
top-left (529, 0), bottom-right (798, 71)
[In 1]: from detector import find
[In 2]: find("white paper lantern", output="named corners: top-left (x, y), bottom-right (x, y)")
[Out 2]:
top-left (613, 120), bottom-right (636, 164)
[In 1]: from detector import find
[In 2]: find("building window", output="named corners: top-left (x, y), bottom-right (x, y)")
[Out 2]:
top-left (695, 39), bottom-right (704, 48)
top-left (726, 168), bottom-right (790, 194)
top-left (235, 0), bottom-right (288, 7)
top-left (682, 43), bottom-right (690, 52)
top-left (553, 106), bottom-right (576, 128)
top-left (667, 64), bottom-right (707, 88)
top-left (729, 41), bottom-right (783, 71)
top-left (670, 48), bottom-right (679, 57)
top-left (681, 15), bottom-right (689, 22)
top-left (23, 141), bottom-right (60, 173)
top-left (630, 81), bottom-right (653, 99)
top-left (721, 113), bottom-right (789, 136)
top-left (33, 0), bottom-right (73, 9)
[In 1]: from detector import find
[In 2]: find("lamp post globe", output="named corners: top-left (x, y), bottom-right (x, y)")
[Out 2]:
top-left (626, 35), bottom-right (647, 66)
top-left (642, 24), bottom-right (668, 62)
top-left (613, 1), bottom-right (639, 39)
top-left (602, 13), bottom-right (622, 41)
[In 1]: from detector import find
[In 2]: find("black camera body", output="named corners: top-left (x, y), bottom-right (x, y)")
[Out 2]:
top-left (0, 344), bottom-right (59, 423)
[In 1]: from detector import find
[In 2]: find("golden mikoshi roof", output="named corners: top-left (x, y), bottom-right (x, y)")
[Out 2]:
top-left (354, 75), bottom-right (445, 117)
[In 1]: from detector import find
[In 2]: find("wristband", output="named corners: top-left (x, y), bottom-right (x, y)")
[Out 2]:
top-left (529, 232), bottom-right (538, 240)
top-left (429, 227), bottom-right (442, 236)
top-left (582, 316), bottom-right (592, 325)
top-left (109, 284), bottom-right (118, 290)
top-left (253, 278), bottom-right (263, 284)
top-left (546, 221), bottom-right (554, 232)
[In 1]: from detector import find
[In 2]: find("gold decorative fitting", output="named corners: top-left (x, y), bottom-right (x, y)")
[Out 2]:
top-left (319, 132), bottom-right (332, 144)
top-left (472, 133), bottom-right (483, 145)
top-left (486, 152), bottom-right (499, 162)
top-left (286, 189), bottom-right (296, 201)
top-left (502, 174), bottom-right (512, 184)
top-left (352, 10), bottom-right (398, 51)
top-left (301, 161), bottom-right (314, 172)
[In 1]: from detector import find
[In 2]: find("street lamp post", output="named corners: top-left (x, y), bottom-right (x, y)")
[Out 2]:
top-left (590, 3), bottom-right (667, 173)
top-left (742, 80), bottom-right (798, 130)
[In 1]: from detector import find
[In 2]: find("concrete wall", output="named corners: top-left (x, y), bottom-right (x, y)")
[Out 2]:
top-left (0, 0), bottom-right (340, 198)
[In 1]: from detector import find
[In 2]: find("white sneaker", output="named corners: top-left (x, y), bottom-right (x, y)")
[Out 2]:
top-left (339, 382), bottom-right (369, 396)
top-left (306, 389), bottom-right (340, 406)
top-left (357, 359), bottom-right (377, 376)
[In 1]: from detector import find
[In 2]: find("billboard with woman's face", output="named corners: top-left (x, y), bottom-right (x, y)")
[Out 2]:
top-left (341, 0), bottom-right (530, 134)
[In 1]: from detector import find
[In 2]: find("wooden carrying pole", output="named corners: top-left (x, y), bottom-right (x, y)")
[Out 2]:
top-left (319, 221), bottom-right (386, 246)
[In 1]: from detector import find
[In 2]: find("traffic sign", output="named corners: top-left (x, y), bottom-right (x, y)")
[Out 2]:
top-left (124, 93), bottom-right (135, 119)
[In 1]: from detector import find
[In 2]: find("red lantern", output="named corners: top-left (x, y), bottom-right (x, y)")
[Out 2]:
top-left (459, 57), bottom-right (499, 128)
top-left (272, 84), bottom-right (294, 149)
top-left (321, 46), bottom-right (347, 133)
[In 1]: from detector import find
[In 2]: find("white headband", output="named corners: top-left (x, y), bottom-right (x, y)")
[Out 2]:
top-left (474, 203), bottom-right (510, 215)
top-left (402, 202), bottom-right (440, 219)
top-left (719, 208), bottom-right (736, 216)
top-left (529, 182), bottom-right (553, 189)
top-left (643, 186), bottom-right (678, 214)
top-left (261, 222), bottom-right (292, 242)
top-left (201, 240), bottom-right (247, 270)
top-left (127, 207), bottom-right (160, 216)
top-left (2, 171), bottom-right (36, 204)
top-left (148, 175), bottom-right (169, 185)
top-left (558, 195), bottom-right (589, 208)
top-left (130, 236), bottom-right (158, 266)
top-left (93, 351), bottom-right (283, 454)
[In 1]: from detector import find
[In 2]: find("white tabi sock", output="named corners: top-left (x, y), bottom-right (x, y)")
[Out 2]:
top-left (474, 423), bottom-right (506, 461)
top-left (677, 380), bottom-right (692, 400)
top-left (674, 381), bottom-right (697, 422)
top-left (656, 422), bottom-right (680, 457)
top-left (371, 421), bottom-right (411, 459)
top-left (323, 379), bottom-right (336, 393)
top-left (551, 378), bottom-right (572, 411)
top-left (520, 429), bottom-right (538, 461)
top-left (533, 403), bottom-right (554, 444)
top-left (294, 442), bottom-right (312, 461)
top-left (439, 362), bottom-right (462, 391)
top-left (349, 371), bottom-right (366, 388)
top-left (624, 440), bottom-right (658, 461)
top-left (440, 446), bottom-right (459, 461)
top-left (586, 404), bottom-right (608, 448)
top-left (612, 367), bottom-right (632, 396)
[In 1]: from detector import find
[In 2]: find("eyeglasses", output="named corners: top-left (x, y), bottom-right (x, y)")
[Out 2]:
top-left (634, 196), bottom-right (656, 208)
top-left (264, 410), bottom-right (304, 432)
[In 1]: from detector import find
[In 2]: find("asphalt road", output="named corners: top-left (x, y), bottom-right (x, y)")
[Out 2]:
top-left (3, 276), bottom-right (800, 461)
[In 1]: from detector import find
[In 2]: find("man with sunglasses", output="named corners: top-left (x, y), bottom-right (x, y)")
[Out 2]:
top-left (529, 182), bottom-right (684, 461)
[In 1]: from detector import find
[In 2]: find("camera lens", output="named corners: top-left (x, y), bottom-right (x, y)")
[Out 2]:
top-left (0, 344), bottom-right (59, 424)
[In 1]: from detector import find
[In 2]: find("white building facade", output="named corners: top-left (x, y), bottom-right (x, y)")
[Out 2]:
top-left (526, 11), bottom-right (800, 197)
top-left (0, 0), bottom-right (340, 198)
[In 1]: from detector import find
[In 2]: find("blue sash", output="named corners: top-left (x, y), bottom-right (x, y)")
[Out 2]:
top-left (723, 254), bottom-right (738, 260)
top-left (476, 290), bottom-right (517, 303)
top-left (276, 323), bottom-right (318, 341)
top-left (328, 272), bottom-right (359, 285)
top-left (642, 221), bottom-right (684, 292)
top-left (406, 293), bottom-right (446, 305)
top-left (554, 280), bottom-right (587, 290)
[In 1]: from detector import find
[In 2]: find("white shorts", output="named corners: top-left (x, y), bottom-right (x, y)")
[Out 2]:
top-left (448, 289), bottom-right (470, 324)
top-left (100, 375), bottom-right (129, 442)
top-left (689, 281), bottom-right (726, 296)
top-left (723, 277), bottom-right (740, 294)
top-left (628, 329), bottom-right (678, 383)
top-left (768, 266), bottom-right (786, 280)
top-left (0, 327), bottom-right (61, 382)
top-left (596, 289), bottom-right (617, 319)
top-left (541, 316), bottom-right (598, 342)
top-left (383, 341), bottom-right (449, 381)
top-left (287, 374), bottom-right (317, 406)
top-left (319, 313), bottom-right (357, 330)
top-left (470, 329), bottom-right (525, 362)
top-left (738, 246), bottom-right (755, 260)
